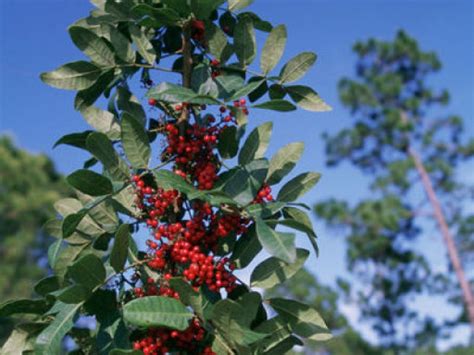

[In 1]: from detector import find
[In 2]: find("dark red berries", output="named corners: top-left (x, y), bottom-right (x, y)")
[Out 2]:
top-left (132, 319), bottom-right (215, 355)
top-left (191, 20), bottom-right (205, 41)
top-left (128, 105), bottom-right (257, 355)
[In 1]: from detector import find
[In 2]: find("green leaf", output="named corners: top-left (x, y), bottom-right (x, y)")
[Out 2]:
top-left (53, 244), bottom-right (90, 279)
top-left (245, 201), bottom-right (286, 219)
top-left (164, 27), bottom-right (183, 54)
top-left (206, 190), bottom-right (238, 206)
top-left (245, 158), bottom-right (269, 192)
top-left (192, 0), bottom-right (225, 19)
top-left (74, 69), bottom-right (115, 110)
top-left (86, 132), bottom-right (129, 181)
top-left (283, 207), bottom-right (314, 233)
top-left (286, 85), bottom-right (331, 112)
top-left (255, 218), bottom-right (296, 263)
top-left (217, 167), bottom-right (254, 206)
top-left (234, 17), bottom-right (256, 67)
top-left (78, 191), bottom-right (116, 230)
top-left (282, 206), bottom-right (319, 256)
top-left (267, 142), bottom-right (304, 185)
top-left (231, 225), bottom-right (262, 269)
top-left (269, 298), bottom-right (332, 341)
top-left (236, 292), bottom-right (262, 327)
top-left (61, 212), bottom-right (85, 238)
top-left (67, 169), bottom-right (113, 196)
top-left (35, 303), bottom-right (82, 355)
top-left (238, 12), bottom-right (272, 32)
top-left (105, 0), bottom-right (133, 19)
top-left (43, 219), bottom-right (65, 239)
top-left (110, 224), bottom-right (130, 272)
top-left (53, 131), bottom-right (92, 150)
top-left (205, 23), bottom-right (228, 60)
top-left (117, 87), bottom-right (147, 125)
top-left (248, 77), bottom-right (268, 102)
top-left (133, 4), bottom-right (182, 25)
top-left (193, 68), bottom-right (219, 99)
top-left (211, 299), bottom-right (266, 346)
top-left (34, 276), bottom-right (61, 297)
top-left (215, 75), bottom-right (245, 100)
top-left (112, 185), bottom-right (141, 218)
top-left (279, 52), bottom-right (317, 84)
top-left (252, 99), bottom-right (296, 112)
top-left (212, 331), bottom-right (235, 355)
top-left (169, 278), bottom-right (205, 318)
top-left (264, 335), bottom-right (303, 355)
top-left (68, 254), bottom-right (106, 290)
top-left (48, 240), bottom-right (63, 268)
top-left (255, 316), bottom-right (292, 352)
top-left (218, 126), bottom-right (239, 159)
top-left (0, 299), bottom-right (50, 317)
top-left (153, 170), bottom-right (197, 195)
top-left (227, 79), bottom-right (265, 102)
top-left (129, 24), bottom-right (156, 65)
top-left (55, 198), bottom-right (104, 238)
top-left (121, 112), bottom-right (151, 169)
top-left (267, 218), bottom-right (316, 239)
top-left (79, 105), bottom-right (121, 140)
top-left (277, 172), bottom-right (321, 202)
top-left (40, 61), bottom-right (102, 90)
top-left (108, 26), bottom-right (135, 63)
top-left (268, 84), bottom-right (286, 100)
top-left (238, 122), bottom-right (273, 165)
top-left (1, 329), bottom-right (31, 354)
top-left (250, 249), bottom-right (309, 288)
top-left (260, 25), bottom-right (287, 74)
top-left (147, 82), bottom-right (197, 103)
top-left (228, 0), bottom-right (254, 11)
top-left (109, 350), bottom-right (141, 355)
top-left (57, 284), bottom-right (91, 304)
top-left (69, 26), bottom-right (115, 66)
top-left (199, 77), bottom-right (219, 97)
top-left (123, 296), bottom-right (193, 330)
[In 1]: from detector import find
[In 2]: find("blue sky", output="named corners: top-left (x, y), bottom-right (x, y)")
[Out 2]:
top-left (1, 0), bottom-right (473, 348)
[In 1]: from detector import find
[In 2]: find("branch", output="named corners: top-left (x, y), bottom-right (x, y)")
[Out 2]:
top-left (103, 258), bottom-right (153, 286)
top-left (122, 63), bottom-right (181, 74)
top-left (179, 21), bottom-right (193, 122)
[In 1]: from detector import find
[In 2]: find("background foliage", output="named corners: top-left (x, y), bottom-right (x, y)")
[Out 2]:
top-left (0, 136), bottom-right (69, 344)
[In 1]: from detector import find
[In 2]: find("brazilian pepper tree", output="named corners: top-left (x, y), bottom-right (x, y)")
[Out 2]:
top-left (0, 0), bottom-right (332, 354)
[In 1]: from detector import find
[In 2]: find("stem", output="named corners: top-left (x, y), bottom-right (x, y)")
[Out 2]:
top-left (179, 22), bottom-right (193, 122)
top-left (123, 63), bottom-right (181, 73)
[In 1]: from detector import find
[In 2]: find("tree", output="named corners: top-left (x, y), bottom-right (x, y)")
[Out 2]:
top-left (0, 136), bottom-right (69, 344)
top-left (315, 31), bottom-right (474, 350)
top-left (0, 0), bottom-right (332, 354)
top-left (266, 268), bottom-right (382, 355)
top-left (267, 269), bottom-right (474, 355)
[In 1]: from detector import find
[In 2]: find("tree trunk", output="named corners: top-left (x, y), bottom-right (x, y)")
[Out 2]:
top-left (408, 146), bottom-right (474, 332)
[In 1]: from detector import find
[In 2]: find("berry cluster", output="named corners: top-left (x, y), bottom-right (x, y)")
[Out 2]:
top-left (210, 59), bottom-right (221, 78)
top-left (253, 183), bottom-right (274, 204)
top-left (191, 20), bottom-right (206, 42)
top-left (233, 98), bottom-right (249, 115)
top-left (128, 102), bottom-right (269, 354)
top-left (132, 319), bottom-right (215, 355)
top-left (162, 121), bottom-right (221, 190)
